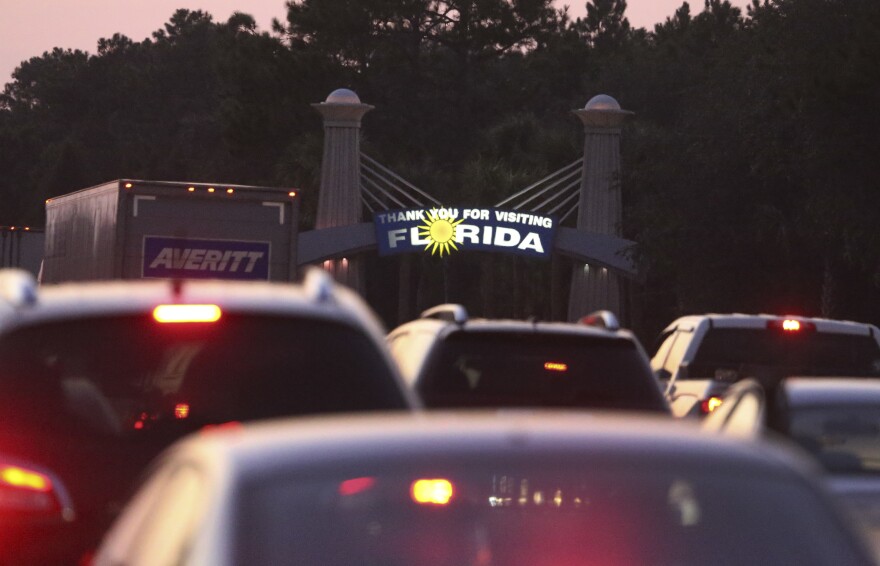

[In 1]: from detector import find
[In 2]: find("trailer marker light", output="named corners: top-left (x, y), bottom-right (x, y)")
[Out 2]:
top-left (124, 182), bottom-right (133, 189)
top-left (544, 362), bottom-right (568, 372)
top-left (411, 479), bottom-right (454, 505)
top-left (288, 191), bottom-right (297, 198)
top-left (153, 304), bottom-right (222, 323)
top-left (226, 188), bottom-right (234, 194)
top-left (207, 187), bottom-right (215, 193)
top-left (187, 186), bottom-right (195, 192)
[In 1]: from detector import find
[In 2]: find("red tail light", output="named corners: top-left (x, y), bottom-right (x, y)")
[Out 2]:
top-left (0, 459), bottom-right (73, 520)
top-left (700, 396), bottom-right (724, 415)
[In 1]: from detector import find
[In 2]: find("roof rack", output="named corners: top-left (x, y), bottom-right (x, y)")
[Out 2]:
top-left (579, 310), bottom-right (620, 331)
top-left (0, 268), bottom-right (38, 307)
top-left (420, 304), bottom-right (468, 324)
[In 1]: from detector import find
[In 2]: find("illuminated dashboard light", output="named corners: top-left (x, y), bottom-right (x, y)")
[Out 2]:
top-left (174, 403), bottom-right (190, 419)
top-left (544, 362), bottom-right (568, 372)
top-left (153, 304), bottom-right (222, 323)
top-left (411, 479), bottom-right (453, 505)
top-left (1, 466), bottom-right (52, 492)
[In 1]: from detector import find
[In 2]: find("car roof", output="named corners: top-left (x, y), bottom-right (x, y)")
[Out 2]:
top-left (175, 410), bottom-right (813, 482)
top-left (782, 377), bottom-right (880, 406)
top-left (0, 268), bottom-right (387, 339)
top-left (388, 303), bottom-right (637, 344)
top-left (661, 313), bottom-right (879, 336)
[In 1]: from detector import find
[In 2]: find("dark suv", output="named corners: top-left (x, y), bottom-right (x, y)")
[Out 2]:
top-left (387, 304), bottom-right (669, 413)
top-left (0, 267), bottom-right (416, 565)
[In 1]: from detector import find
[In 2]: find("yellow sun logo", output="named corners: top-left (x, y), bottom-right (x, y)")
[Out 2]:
top-left (419, 209), bottom-right (464, 257)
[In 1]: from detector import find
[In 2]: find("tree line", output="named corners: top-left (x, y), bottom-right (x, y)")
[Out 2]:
top-left (2, 0), bottom-right (879, 338)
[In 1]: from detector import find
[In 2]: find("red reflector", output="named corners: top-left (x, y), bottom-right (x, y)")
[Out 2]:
top-left (153, 304), bottom-right (221, 323)
top-left (544, 362), bottom-right (568, 372)
top-left (174, 403), bottom-right (190, 419)
top-left (339, 477), bottom-right (376, 496)
top-left (411, 479), bottom-right (454, 505)
top-left (700, 396), bottom-right (724, 414)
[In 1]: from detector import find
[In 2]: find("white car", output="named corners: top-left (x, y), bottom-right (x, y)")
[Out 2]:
top-left (650, 313), bottom-right (880, 417)
top-left (0, 267), bottom-right (417, 565)
top-left (95, 411), bottom-right (875, 566)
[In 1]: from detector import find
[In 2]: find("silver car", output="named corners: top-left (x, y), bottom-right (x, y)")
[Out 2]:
top-left (96, 411), bottom-right (874, 565)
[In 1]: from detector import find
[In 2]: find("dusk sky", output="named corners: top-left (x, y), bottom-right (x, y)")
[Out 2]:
top-left (2, 0), bottom-right (752, 86)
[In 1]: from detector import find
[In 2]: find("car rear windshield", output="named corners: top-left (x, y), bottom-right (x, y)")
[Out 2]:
top-left (786, 404), bottom-right (880, 475)
top-left (238, 460), bottom-right (868, 566)
top-left (417, 332), bottom-right (667, 412)
top-left (688, 328), bottom-right (880, 381)
top-left (0, 314), bottom-right (407, 438)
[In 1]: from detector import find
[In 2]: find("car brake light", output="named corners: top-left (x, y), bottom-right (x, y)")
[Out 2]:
top-left (174, 403), bottom-right (190, 419)
top-left (0, 460), bottom-right (73, 519)
top-left (411, 479), bottom-right (454, 505)
top-left (1, 466), bottom-right (52, 492)
top-left (767, 319), bottom-right (816, 332)
top-left (153, 304), bottom-right (222, 323)
top-left (544, 362), bottom-right (568, 372)
top-left (700, 396), bottom-right (724, 414)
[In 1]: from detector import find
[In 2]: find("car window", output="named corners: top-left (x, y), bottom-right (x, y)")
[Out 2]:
top-left (663, 329), bottom-right (693, 378)
top-left (417, 332), bottom-right (666, 412)
top-left (689, 329), bottom-right (880, 382)
top-left (650, 329), bottom-right (676, 367)
top-left (0, 313), bottom-right (408, 439)
top-left (236, 461), bottom-right (867, 566)
top-left (388, 329), bottom-right (438, 383)
top-left (785, 405), bottom-right (880, 474)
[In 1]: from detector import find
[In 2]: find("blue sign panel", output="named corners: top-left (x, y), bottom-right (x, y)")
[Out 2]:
top-left (142, 236), bottom-right (271, 280)
top-left (374, 207), bottom-right (557, 259)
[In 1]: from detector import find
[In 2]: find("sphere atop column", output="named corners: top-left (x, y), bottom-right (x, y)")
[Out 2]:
top-left (574, 94), bottom-right (632, 128)
top-left (325, 88), bottom-right (362, 105)
top-left (584, 94), bottom-right (621, 111)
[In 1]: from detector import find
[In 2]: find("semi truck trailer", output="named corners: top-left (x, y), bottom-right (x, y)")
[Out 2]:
top-left (42, 179), bottom-right (300, 283)
top-left (0, 226), bottom-right (44, 277)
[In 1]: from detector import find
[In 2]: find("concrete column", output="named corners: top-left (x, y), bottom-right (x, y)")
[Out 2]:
top-left (568, 94), bottom-right (633, 321)
top-left (312, 89), bottom-right (374, 294)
